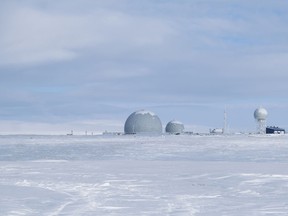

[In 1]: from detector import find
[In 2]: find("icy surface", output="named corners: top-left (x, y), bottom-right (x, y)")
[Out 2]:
top-left (134, 110), bottom-right (156, 116)
top-left (169, 120), bottom-right (183, 125)
top-left (1, 134), bottom-right (288, 215)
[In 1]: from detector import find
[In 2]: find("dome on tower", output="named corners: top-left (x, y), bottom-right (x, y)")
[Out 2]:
top-left (124, 110), bottom-right (162, 134)
top-left (254, 107), bottom-right (268, 121)
top-left (165, 120), bottom-right (184, 134)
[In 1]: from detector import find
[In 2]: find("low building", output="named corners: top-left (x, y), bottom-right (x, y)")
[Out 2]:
top-left (266, 126), bottom-right (285, 134)
top-left (210, 128), bottom-right (223, 134)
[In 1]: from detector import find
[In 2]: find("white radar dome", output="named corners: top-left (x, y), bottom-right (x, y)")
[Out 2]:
top-left (254, 107), bottom-right (268, 120)
top-left (165, 120), bottom-right (184, 134)
top-left (124, 110), bottom-right (162, 134)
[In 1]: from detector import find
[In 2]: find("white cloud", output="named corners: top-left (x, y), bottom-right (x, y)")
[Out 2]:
top-left (1, 7), bottom-right (84, 64)
top-left (0, 3), bottom-right (175, 66)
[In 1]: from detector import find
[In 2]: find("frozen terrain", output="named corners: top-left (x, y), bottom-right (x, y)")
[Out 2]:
top-left (1, 134), bottom-right (288, 215)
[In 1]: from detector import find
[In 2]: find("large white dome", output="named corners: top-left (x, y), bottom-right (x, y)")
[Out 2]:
top-left (165, 120), bottom-right (184, 134)
top-left (254, 107), bottom-right (268, 120)
top-left (124, 110), bottom-right (162, 134)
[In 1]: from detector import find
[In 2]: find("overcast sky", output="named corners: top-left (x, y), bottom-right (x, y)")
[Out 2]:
top-left (1, 0), bottom-right (288, 134)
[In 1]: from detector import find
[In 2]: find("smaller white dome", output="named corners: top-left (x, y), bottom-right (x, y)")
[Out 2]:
top-left (165, 120), bottom-right (184, 134)
top-left (254, 107), bottom-right (268, 120)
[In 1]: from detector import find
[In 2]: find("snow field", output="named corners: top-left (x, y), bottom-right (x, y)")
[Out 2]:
top-left (1, 134), bottom-right (288, 215)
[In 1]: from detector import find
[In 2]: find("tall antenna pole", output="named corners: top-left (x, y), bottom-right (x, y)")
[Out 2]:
top-left (223, 106), bottom-right (227, 134)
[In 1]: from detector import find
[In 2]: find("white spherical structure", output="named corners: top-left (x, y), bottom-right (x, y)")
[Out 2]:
top-left (254, 108), bottom-right (268, 120)
top-left (165, 120), bottom-right (184, 134)
top-left (254, 107), bottom-right (268, 134)
top-left (124, 110), bottom-right (162, 134)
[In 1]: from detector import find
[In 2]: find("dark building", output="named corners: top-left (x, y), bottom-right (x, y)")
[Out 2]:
top-left (266, 126), bottom-right (285, 134)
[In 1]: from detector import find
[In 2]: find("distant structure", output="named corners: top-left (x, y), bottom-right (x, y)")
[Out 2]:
top-left (165, 120), bottom-right (184, 134)
top-left (67, 130), bottom-right (73, 136)
top-left (210, 107), bottom-right (228, 135)
top-left (254, 107), bottom-right (268, 134)
top-left (266, 126), bottom-right (285, 134)
top-left (210, 128), bottom-right (223, 134)
top-left (124, 110), bottom-right (162, 134)
top-left (223, 107), bottom-right (227, 134)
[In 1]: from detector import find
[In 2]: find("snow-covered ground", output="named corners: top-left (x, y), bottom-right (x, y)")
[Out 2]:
top-left (1, 134), bottom-right (288, 215)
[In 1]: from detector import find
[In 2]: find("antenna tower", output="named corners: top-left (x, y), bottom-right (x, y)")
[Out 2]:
top-left (223, 107), bottom-right (227, 134)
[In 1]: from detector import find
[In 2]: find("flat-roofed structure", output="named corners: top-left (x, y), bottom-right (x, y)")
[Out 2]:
top-left (266, 126), bottom-right (285, 134)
